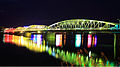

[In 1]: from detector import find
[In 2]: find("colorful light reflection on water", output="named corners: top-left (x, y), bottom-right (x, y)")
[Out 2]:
top-left (56, 34), bottom-right (62, 47)
top-left (87, 34), bottom-right (92, 48)
top-left (3, 34), bottom-right (117, 66)
top-left (75, 34), bottom-right (81, 47)
top-left (94, 35), bottom-right (97, 47)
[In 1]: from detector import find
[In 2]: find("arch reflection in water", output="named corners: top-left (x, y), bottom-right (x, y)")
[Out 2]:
top-left (3, 34), bottom-right (116, 66)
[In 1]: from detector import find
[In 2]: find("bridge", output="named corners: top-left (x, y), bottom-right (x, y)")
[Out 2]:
top-left (4, 19), bottom-right (120, 46)
top-left (4, 19), bottom-right (120, 33)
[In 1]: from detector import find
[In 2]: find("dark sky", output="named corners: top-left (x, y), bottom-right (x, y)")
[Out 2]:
top-left (0, 0), bottom-right (120, 27)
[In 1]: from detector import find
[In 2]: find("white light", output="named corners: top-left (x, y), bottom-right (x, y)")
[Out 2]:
top-left (75, 34), bottom-right (81, 47)
top-left (89, 51), bottom-right (91, 57)
top-left (37, 34), bottom-right (42, 46)
top-left (89, 32), bottom-right (92, 33)
top-left (56, 34), bottom-right (62, 47)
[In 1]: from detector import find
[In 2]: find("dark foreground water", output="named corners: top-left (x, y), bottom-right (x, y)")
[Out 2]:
top-left (0, 33), bottom-right (120, 66)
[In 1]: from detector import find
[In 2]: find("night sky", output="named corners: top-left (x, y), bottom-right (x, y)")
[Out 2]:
top-left (0, 0), bottom-right (120, 27)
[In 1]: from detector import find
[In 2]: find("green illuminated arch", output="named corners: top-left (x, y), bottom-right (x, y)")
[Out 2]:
top-left (48, 19), bottom-right (118, 30)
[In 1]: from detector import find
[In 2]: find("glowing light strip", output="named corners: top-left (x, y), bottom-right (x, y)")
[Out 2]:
top-left (75, 34), bottom-right (81, 47)
top-left (31, 34), bottom-right (34, 40)
top-left (114, 34), bottom-right (116, 59)
top-left (56, 34), bottom-right (62, 47)
top-left (94, 35), bottom-right (97, 47)
top-left (92, 35), bottom-right (94, 46)
top-left (60, 34), bottom-right (62, 46)
top-left (37, 34), bottom-right (42, 46)
top-left (33, 34), bottom-right (37, 43)
top-left (64, 34), bottom-right (66, 45)
top-left (4, 34), bottom-right (10, 43)
top-left (87, 34), bottom-right (92, 48)
top-left (82, 34), bottom-right (84, 45)
top-left (37, 34), bottom-right (40, 46)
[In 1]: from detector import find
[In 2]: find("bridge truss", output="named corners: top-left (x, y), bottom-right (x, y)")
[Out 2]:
top-left (48, 19), bottom-right (118, 30)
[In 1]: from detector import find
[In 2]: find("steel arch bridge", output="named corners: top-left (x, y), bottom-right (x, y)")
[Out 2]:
top-left (8, 19), bottom-right (119, 34)
top-left (48, 19), bottom-right (118, 30)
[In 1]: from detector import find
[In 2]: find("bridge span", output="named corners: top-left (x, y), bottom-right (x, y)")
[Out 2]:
top-left (4, 19), bottom-right (120, 33)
